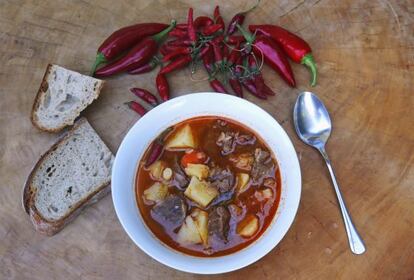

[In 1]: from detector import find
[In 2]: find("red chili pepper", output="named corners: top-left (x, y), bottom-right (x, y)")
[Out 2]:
top-left (252, 35), bottom-right (295, 87)
top-left (198, 44), bottom-right (211, 58)
top-left (249, 24), bottom-right (317, 86)
top-left (211, 42), bottom-right (223, 66)
top-left (176, 23), bottom-right (188, 30)
top-left (202, 46), bottom-right (215, 74)
top-left (228, 42), bottom-right (241, 66)
top-left (162, 47), bottom-right (191, 62)
top-left (160, 54), bottom-right (192, 74)
top-left (90, 23), bottom-right (168, 75)
top-left (130, 88), bottom-right (159, 106)
top-left (194, 16), bottom-right (214, 30)
top-left (95, 20), bottom-right (176, 77)
top-left (169, 28), bottom-right (188, 39)
top-left (187, 8), bottom-right (197, 44)
top-left (125, 101), bottom-right (147, 116)
top-left (128, 58), bottom-right (157, 75)
top-left (261, 81), bottom-right (276, 96)
top-left (213, 6), bottom-right (225, 29)
top-left (201, 24), bottom-right (223, 36)
top-left (156, 73), bottom-right (170, 101)
top-left (242, 79), bottom-right (267, 99)
top-left (226, 0), bottom-right (259, 36)
top-left (227, 35), bottom-right (245, 45)
top-left (222, 44), bottom-right (229, 63)
top-left (229, 78), bottom-right (243, 97)
top-left (210, 79), bottom-right (228, 94)
top-left (212, 35), bottom-right (225, 44)
top-left (248, 55), bottom-right (265, 95)
top-left (145, 127), bottom-right (173, 167)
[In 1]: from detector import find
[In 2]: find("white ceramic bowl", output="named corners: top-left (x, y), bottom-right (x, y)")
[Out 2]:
top-left (112, 92), bottom-right (301, 274)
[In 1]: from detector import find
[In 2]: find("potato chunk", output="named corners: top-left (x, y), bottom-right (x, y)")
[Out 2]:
top-left (184, 177), bottom-right (218, 208)
top-left (255, 188), bottom-right (274, 201)
top-left (143, 182), bottom-right (168, 204)
top-left (147, 160), bottom-right (166, 180)
top-left (236, 173), bottom-right (250, 194)
top-left (165, 124), bottom-right (196, 150)
top-left (184, 163), bottom-right (209, 180)
top-left (177, 215), bottom-right (202, 244)
top-left (237, 214), bottom-right (259, 238)
top-left (191, 208), bottom-right (209, 246)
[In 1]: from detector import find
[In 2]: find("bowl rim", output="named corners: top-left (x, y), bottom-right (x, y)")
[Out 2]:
top-left (112, 92), bottom-right (301, 274)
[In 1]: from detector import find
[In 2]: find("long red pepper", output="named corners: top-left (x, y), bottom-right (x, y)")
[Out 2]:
top-left (128, 58), bottom-right (158, 75)
top-left (187, 8), bottom-right (197, 44)
top-left (229, 62), bottom-right (243, 97)
top-left (210, 79), bottom-right (228, 94)
top-left (202, 45), bottom-right (215, 74)
top-left (237, 24), bottom-right (295, 87)
top-left (125, 101), bottom-right (147, 116)
top-left (194, 16), bottom-right (214, 30)
top-left (228, 42), bottom-right (241, 66)
top-left (242, 79), bottom-right (267, 99)
top-left (145, 127), bottom-right (173, 167)
top-left (211, 42), bottom-right (223, 67)
top-left (198, 45), bottom-right (211, 58)
top-left (162, 47), bottom-right (191, 62)
top-left (169, 28), bottom-right (188, 38)
top-left (227, 35), bottom-right (245, 45)
top-left (248, 55), bottom-right (273, 96)
top-left (95, 20), bottom-right (176, 77)
top-left (160, 54), bottom-right (192, 74)
top-left (156, 73), bottom-right (170, 101)
top-left (130, 88), bottom-right (159, 106)
top-left (90, 23), bottom-right (168, 75)
top-left (213, 6), bottom-right (225, 29)
top-left (226, 0), bottom-right (259, 36)
top-left (249, 24), bottom-right (317, 86)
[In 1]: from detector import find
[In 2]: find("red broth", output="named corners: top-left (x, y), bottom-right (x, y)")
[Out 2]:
top-left (136, 116), bottom-right (281, 257)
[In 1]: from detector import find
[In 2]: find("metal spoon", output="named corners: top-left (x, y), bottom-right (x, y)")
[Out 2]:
top-left (293, 91), bottom-right (366, 255)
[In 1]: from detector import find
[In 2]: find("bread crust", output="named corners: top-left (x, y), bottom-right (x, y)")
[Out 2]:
top-left (30, 64), bottom-right (105, 133)
top-left (22, 118), bottom-right (113, 235)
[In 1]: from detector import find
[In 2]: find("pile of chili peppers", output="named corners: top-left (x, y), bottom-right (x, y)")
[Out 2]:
top-left (90, 2), bottom-right (318, 116)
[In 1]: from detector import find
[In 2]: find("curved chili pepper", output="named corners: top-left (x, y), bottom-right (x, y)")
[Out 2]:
top-left (95, 20), bottom-right (176, 77)
top-left (252, 35), bottom-right (295, 87)
top-left (194, 16), bottom-right (214, 30)
top-left (229, 78), bottom-right (243, 97)
top-left (211, 41), bottom-right (223, 66)
top-left (128, 58), bottom-right (158, 75)
top-left (90, 23), bottom-right (168, 75)
top-left (249, 24), bottom-right (317, 86)
top-left (187, 8), bottom-right (197, 44)
top-left (130, 88), bottom-right (159, 106)
top-left (162, 47), bottom-right (191, 62)
top-left (213, 6), bottom-right (225, 29)
top-left (145, 127), bottom-right (173, 167)
top-left (201, 24), bottom-right (223, 36)
top-left (226, 35), bottom-right (245, 45)
top-left (226, 0), bottom-right (259, 36)
top-left (125, 101), bottom-right (147, 116)
top-left (210, 79), bottom-right (228, 94)
top-left (261, 82), bottom-right (276, 96)
top-left (160, 54), bottom-right (192, 74)
top-left (156, 73), bottom-right (170, 101)
top-left (202, 45), bottom-right (215, 74)
top-left (169, 28), bottom-right (188, 39)
top-left (242, 79), bottom-right (267, 99)
top-left (248, 55), bottom-right (266, 95)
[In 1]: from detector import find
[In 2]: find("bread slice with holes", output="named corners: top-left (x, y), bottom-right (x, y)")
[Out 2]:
top-left (23, 118), bottom-right (114, 236)
top-left (31, 64), bottom-right (104, 132)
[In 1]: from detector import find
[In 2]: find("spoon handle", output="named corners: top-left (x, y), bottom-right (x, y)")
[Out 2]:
top-left (318, 147), bottom-right (366, 255)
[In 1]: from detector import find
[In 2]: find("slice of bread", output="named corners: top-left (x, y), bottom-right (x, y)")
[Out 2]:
top-left (31, 64), bottom-right (105, 132)
top-left (23, 118), bottom-right (114, 235)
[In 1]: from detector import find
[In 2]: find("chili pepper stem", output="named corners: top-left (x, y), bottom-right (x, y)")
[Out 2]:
top-left (236, 24), bottom-right (255, 44)
top-left (90, 52), bottom-right (107, 76)
top-left (152, 20), bottom-right (177, 43)
top-left (301, 53), bottom-right (317, 87)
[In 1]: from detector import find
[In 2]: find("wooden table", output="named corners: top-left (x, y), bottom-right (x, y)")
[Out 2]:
top-left (1, 0), bottom-right (413, 279)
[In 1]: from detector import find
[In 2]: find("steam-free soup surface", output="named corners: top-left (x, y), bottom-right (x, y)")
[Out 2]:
top-left (136, 117), bottom-right (281, 257)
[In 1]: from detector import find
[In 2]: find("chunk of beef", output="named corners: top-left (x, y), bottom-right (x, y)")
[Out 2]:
top-left (216, 131), bottom-right (237, 155)
top-left (251, 148), bottom-right (274, 185)
top-left (235, 134), bottom-right (256, 145)
top-left (208, 206), bottom-right (230, 241)
top-left (229, 152), bottom-right (254, 171)
top-left (151, 195), bottom-right (187, 229)
top-left (209, 165), bottom-right (235, 193)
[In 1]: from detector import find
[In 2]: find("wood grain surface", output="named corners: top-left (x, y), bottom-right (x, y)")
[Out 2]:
top-left (1, 0), bottom-right (413, 279)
